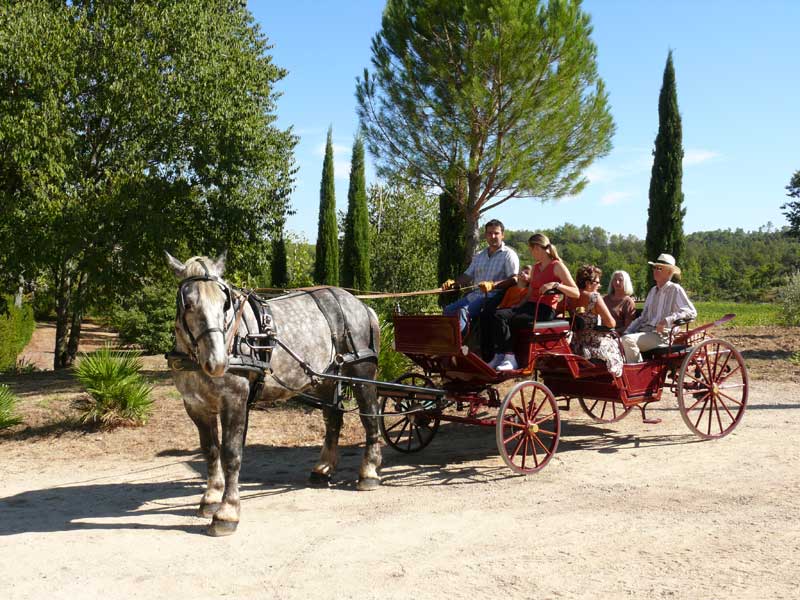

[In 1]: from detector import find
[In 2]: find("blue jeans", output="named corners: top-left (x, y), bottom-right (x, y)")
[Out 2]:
top-left (444, 291), bottom-right (503, 335)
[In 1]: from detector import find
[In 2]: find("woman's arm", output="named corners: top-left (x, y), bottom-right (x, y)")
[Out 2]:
top-left (595, 295), bottom-right (617, 329)
top-left (542, 262), bottom-right (580, 299)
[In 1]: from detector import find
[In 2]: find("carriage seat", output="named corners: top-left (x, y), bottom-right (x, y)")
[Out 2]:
top-left (641, 344), bottom-right (688, 359)
top-left (533, 319), bottom-right (570, 331)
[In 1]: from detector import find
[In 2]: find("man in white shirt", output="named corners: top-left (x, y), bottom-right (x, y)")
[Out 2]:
top-left (441, 220), bottom-right (520, 354)
top-left (621, 253), bottom-right (697, 363)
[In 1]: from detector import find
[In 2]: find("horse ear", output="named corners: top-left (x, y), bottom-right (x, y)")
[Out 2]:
top-left (214, 251), bottom-right (227, 275)
top-left (165, 251), bottom-right (186, 277)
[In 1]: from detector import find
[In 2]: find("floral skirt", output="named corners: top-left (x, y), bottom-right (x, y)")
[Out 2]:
top-left (572, 330), bottom-right (624, 377)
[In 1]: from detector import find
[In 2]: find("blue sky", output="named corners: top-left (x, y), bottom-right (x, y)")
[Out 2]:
top-left (251, 0), bottom-right (800, 243)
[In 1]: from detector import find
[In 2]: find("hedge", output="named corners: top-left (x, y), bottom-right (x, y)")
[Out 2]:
top-left (0, 295), bottom-right (35, 372)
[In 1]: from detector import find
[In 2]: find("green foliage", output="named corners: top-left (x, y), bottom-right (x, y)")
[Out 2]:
top-left (271, 229), bottom-right (289, 287)
top-left (285, 233), bottom-right (316, 288)
top-left (646, 50), bottom-right (686, 265)
top-left (0, 296), bottom-right (35, 372)
top-left (341, 136), bottom-right (371, 290)
top-left (315, 127), bottom-right (339, 285)
top-left (368, 182), bottom-right (439, 314)
top-left (357, 0), bottom-right (614, 258)
top-left (777, 271), bottom-right (800, 326)
top-left (0, 1), bottom-right (296, 366)
top-left (694, 302), bottom-right (781, 327)
top-left (781, 169), bottom-right (800, 238)
top-left (438, 175), bottom-right (467, 306)
top-left (109, 277), bottom-right (175, 355)
top-left (377, 318), bottom-right (413, 382)
top-left (74, 347), bottom-right (153, 426)
top-left (0, 384), bottom-right (23, 430)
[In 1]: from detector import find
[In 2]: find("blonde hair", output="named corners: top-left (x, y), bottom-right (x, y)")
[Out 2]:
top-left (528, 233), bottom-right (561, 261)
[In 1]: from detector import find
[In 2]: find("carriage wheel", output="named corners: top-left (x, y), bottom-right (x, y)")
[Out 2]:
top-left (496, 381), bottom-right (560, 475)
top-left (379, 373), bottom-right (441, 453)
top-left (676, 338), bottom-right (748, 439)
top-left (578, 397), bottom-right (632, 423)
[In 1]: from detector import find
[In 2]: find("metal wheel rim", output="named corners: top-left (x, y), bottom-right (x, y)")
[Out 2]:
top-left (578, 397), bottom-right (632, 423)
top-left (495, 381), bottom-right (560, 474)
top-left (677, 338), bottom-right (748, 439)
top-left (378, 372), bottom-right (441, 453)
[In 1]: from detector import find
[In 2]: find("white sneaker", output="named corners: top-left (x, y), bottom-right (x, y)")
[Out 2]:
top-left (496, 355), bottom-right (518, 371)
top-left (487, 354), bottom-right (502, 368)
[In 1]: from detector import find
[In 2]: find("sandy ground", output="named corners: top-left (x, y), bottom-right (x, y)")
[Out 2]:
top-left (1, 322), bottom-right (799, 599)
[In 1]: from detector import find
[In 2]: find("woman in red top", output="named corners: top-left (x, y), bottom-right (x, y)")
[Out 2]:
top-left (489, 233), bottom-right (579, 371)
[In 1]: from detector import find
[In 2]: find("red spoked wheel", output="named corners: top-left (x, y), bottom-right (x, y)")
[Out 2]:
top-left (676, 338), bottom-right (748, 439)
top-left (495, 381), bottom-right (560, 474)
top-left (379, 373), bottom-right (441, 453)
top-left (578, 397), bottom-right (632, 423)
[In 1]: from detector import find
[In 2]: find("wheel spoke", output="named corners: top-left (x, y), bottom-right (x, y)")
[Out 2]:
top-left (383, 416), bottom-right (409, 434)
top-left (392, 418), bottom-right (411, 446)
top-left (717, 363), bottom-right (743, 385)
top-left (693, 397), bottom-right (710, 429)
top-left (509, 430), bottom-right (526, 463)
top-left (713, 398), bottom-right (725, 434)
top-left (504, 428), bottom-right (525, 445)
top-left (532, 432), bottom-right (552, 456)
top-left (717, 396), bottom-right (737, 421)
top-left (528, 435), bottom-right (540, 468)
top-left (717, 389), bottom-right (744, 406)
top-left (711, 346), bottom-right (732, 380)
top-left (685, 390), bottom-right (711, 412)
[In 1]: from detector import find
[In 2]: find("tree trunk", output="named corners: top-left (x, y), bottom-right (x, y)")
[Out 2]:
top-left (53, 267), bottom-right (72, 370)
top-left (64, 272), bottom-right (87, 367)
top-left (463, 170), bottom-right (482, 264)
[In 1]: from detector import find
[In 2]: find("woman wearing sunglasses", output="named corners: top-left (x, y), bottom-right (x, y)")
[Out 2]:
top-left (621, 253), bottom-right (697, 363)
top-left (570, 264), bottom-right (624, 377)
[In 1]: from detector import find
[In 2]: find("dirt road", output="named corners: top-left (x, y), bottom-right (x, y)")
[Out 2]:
top-left (1, 323), bottom-right (799, 599)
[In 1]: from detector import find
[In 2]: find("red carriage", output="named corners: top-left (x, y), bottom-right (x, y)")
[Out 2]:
top-left (378, 299), bottom-right (749, 474)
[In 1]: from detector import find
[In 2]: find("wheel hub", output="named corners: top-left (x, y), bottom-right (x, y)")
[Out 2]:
top-left (528, 423), bottom-right (539, 434)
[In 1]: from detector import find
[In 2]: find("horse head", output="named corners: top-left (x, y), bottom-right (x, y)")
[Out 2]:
top-left (166, 251), bottom-right (233, 378)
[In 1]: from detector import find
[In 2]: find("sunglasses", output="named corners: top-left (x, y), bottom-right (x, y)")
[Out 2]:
top-left (652, 265), bottom-right (665, 272)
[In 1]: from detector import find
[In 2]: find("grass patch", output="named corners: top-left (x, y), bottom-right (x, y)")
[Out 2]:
top-left (694, 302), bottom-right (781, 327)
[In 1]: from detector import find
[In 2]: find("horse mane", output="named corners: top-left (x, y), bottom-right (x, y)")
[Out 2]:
top-left (183, 256), bottom-right (223, 278)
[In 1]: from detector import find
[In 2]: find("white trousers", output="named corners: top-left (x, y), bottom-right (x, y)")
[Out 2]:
top-left (621, 331), bottom-right (668, 363)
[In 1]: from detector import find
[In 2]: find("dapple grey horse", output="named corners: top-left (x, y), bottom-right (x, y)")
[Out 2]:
top-left (166, 253), bottom-right (382, 536)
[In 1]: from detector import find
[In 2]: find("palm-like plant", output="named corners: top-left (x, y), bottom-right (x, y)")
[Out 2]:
top-left (74, 346), bottom-right (153, 426)
top-left (0, 384), bottom-right (22, 429)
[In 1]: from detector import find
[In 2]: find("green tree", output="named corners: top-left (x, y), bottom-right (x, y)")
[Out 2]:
top-left (368, 181), bottom-right (438, 314)
top-left (341, 136), bottom-right (371, 290)
top-left (781, 169), bottom-right (800, 237)
top-left (271, 222), bottom-right (289, 287)
top-left (356, 0), bottom-right (614, 263)
top-left (437, 163), bottom-right (467, 305)
top-left (0, 0), bottom-right (296, 368)
top-left (646, 50), bottom-right (685, 266)
top-left (314, 127), bottom-right (339, 285)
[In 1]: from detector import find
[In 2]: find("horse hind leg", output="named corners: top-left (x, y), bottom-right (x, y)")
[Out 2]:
top-left (310, 405), bottom-right (343, 486)
top-left (355, 381), bottom-right (382, 491)
top-left (183, 398), bottom-right (224, 519)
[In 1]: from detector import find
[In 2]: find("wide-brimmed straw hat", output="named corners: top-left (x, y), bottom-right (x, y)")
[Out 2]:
top-left (648, 253), bottom-right (681, 274)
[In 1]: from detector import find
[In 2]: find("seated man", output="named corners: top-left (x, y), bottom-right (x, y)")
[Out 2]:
top-left (621, 253), bottom-right (697, 363)
top-left (441, 219), bottom-right (519, 357)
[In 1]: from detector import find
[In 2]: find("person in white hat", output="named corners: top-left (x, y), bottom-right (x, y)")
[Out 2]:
top-left (620, 253), bottom-right (697, 362)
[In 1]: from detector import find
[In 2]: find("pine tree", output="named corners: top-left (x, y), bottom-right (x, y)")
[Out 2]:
top-left (646, 51), bottom-right (686, 265)
top-left (781, 169), bottom-right (800, 237)
top-left (341, 136), bottom-right (371, 290)
top-left (314, 127), bottom-right (339, 285)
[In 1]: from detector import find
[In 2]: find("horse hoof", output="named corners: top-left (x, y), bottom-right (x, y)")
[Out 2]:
top-left (308, 471), bottom-right (332, 487)
top-left (357, 477), bottom-right (380, 491)
top-left (207, 518), bottom-right (238, 537)
top-left (197, 502), bottom-right (220, 519)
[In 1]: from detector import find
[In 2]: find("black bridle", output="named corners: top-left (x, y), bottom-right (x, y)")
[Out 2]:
top-left (175, 263), bottom-right (236, 358)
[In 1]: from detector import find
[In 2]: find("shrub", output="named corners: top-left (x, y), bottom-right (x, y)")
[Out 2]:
top-left (74, 347), bottom-right (153, 426)
top-left (0, 384), bottom-right (22, 429)
top-left (777, 271), bottom-right (800, 326)
top-left (0, 295), bottom-right (35, 372)
top-left (377, 317), bottom-right (412, 382)
top-left (110, 279), bottom-right (175, 354)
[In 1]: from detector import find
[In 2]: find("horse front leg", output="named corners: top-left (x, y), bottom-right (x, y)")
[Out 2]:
top-left (310, 405), bottom-right (343, 486)
top-left (355, 381), bottom-right (382, 491)
top-left (207, 395), bottom-right (247, 537)
top-left (183, 396), bottom-right (225, 518)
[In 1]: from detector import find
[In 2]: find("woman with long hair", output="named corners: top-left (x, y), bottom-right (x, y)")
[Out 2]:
top-left (488, 233), bottom-right (579, 371)
top-left (603, 270), bottom-right (636, 334)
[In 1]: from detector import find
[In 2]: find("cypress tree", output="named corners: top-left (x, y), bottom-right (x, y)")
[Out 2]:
top-left (314, 127), bottom-right (339, 285)
top-left (341, 136), bottom-right (371, 290)
top-left (437, 164), bottom-right (467, 307)
top-left (646, 50), bottom-right (686, 266)
top-left (271, 222), bottom-right (288, 287)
